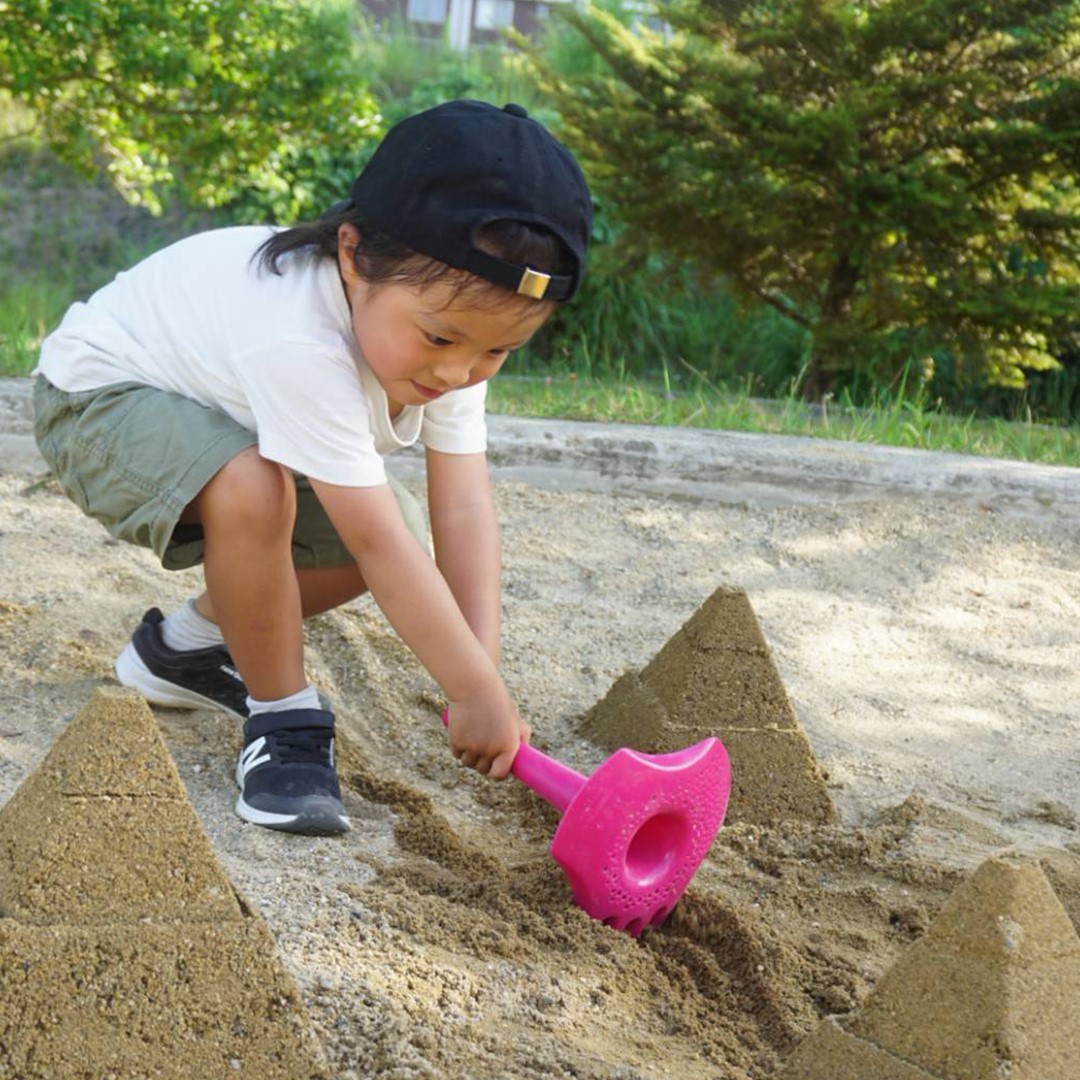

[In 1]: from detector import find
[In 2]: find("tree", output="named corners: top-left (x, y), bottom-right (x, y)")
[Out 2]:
top-left (533, 0), bottom-right (1080, 399)
top-left (0, 0), bottom-right (381, 218)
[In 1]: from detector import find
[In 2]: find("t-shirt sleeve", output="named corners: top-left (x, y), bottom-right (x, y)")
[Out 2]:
top-left (420, 381), bottom-right (488, 454)
top-left (232, 346), bottom-right (387, 486)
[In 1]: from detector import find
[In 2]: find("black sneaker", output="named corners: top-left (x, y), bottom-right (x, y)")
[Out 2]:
top-left (115, 607), bottom-right (249, 718)
top-left (235, 708), bottom-right (350, 835)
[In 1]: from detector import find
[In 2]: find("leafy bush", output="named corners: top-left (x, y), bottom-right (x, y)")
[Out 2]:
top-left (527, 0), bottom-right (1080, 414)
top-left (522, 198), bottom-right (807, 396)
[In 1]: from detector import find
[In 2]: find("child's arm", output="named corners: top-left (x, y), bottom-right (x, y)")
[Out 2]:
top-left (310, 476), bottom-right (523, 778)
top-left (425, 449), bottom-right (501, 666)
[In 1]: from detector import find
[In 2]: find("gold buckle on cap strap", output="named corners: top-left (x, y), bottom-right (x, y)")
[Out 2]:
top-left (516, 267), bottom-right (551, 299)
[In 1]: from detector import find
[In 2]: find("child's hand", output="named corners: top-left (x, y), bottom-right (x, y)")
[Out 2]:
top-left (445, 693), bottom-right (531, 780)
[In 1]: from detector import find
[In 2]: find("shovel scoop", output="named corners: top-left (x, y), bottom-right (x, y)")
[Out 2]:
top-left (443, 712), bottom-right (731, 936)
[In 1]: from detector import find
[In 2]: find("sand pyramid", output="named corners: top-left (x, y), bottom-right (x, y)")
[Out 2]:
top-left (0, 686), bottom-right (329, 1079)
top-left (1037, 846), bottom-right (1080, 936)
top-left (580, 587), bottom-right (834, 824)
top-left (778, 857), bottom-right (1080, 1079)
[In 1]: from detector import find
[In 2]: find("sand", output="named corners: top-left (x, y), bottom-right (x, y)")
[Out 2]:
top-left (1, 424), bottom-right (1079, 1077)
top-left (779, 856), bottom-right (1080, 1078)
top-left (0, 686), bottom-right (329, 1078)
top-left (581, 588), bottom-right (835, 826)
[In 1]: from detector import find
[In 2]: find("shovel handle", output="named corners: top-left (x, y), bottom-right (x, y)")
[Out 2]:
top-left (441, 710), bottom-right (585, 814)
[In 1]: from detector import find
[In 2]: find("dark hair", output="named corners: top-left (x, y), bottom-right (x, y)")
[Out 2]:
top-left (254, 208), bottom-right (573, 309)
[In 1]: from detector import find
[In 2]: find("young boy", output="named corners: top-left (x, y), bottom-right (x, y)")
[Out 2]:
top-left (33, 100), bottom-right (592, 836)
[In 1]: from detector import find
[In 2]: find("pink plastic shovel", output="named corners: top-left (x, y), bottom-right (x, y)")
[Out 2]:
top-left (443, 712), bottom-right (731, 936)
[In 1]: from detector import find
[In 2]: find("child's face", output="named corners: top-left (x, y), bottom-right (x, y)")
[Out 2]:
top-left (338, 229), bottom-right (551, 413)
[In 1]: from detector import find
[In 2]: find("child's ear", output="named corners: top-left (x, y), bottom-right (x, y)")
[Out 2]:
top-left (337, 224), bottom-right (362, 283)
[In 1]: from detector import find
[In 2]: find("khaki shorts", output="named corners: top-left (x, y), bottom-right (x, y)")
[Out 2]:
top-left (33, 376), bottom-right (427, 571)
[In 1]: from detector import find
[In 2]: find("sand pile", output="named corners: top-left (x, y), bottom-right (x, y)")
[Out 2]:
top-left (2, 470), bottom-right (1079, 1077)
top-left (780, 856), bottom-right (1080, 1078)
top-left (580, 587), bottom-right (1080, 1075)
top-left (0, 687), bottom-right (327, 1079)
top-left (581, 587), bottom-right (835, 825)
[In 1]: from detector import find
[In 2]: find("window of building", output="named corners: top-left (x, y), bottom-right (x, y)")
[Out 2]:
top-left (407, 0), bottom-right (448, 24)
top-left (474, 0), bottom-right (514, 30)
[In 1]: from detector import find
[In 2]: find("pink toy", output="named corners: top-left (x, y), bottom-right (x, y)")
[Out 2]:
top-left (442, 712), bottom-right (731, 936)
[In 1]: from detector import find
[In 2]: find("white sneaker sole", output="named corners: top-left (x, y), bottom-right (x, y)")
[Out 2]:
top-left (234, 755), bottom-right (350, 834)
top-left (234, 793), bottom-right (351, 834)
top-left (115, 642), bottom-right (245, 719)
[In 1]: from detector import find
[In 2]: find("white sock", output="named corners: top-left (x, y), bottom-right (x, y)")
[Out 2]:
top-left (246, 684), bottom-right (322, 717)
top-left (161, 599), bottom-right (226, 652)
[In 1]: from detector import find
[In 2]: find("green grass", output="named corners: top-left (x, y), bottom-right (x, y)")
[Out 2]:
top-left (488, 372), bottom-right (1080, 466)
top-left (0, 98), bottom-right (216, 377)
top-left (0, 278), bottom-right (61, 375)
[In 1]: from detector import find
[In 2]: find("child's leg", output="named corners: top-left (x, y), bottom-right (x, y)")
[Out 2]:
top-left (118, 449), bottom-right (329, 718)
top-left (193, 563), bottom-right (368, 624)
top-left (186, 448), bottom-right (349, 834)
top-left (188, 446), bottom-right (305, 702)
top-left (131, 476), bottom-right (393, 716)
top-left (188, 467), bottom-right (422, 628)
top-left (296, 564), bottom-right (369, 617)
top-left (107, 422), bottom-right (424, 719)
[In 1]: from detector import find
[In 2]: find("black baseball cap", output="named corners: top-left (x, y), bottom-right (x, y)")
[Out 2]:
top-left (348, 99), bottom-right (592, 302)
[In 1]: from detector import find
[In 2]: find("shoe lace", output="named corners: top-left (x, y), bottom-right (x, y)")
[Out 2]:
top-left (273, 728), bottom-right (332, 766)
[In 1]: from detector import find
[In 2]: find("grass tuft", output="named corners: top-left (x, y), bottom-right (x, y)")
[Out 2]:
top-left (488, 372), bottom-right (1079, 466)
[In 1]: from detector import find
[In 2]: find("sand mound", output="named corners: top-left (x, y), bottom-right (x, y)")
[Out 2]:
top-left (2, 472), bottom-right (1079, 1077)
top-left (581, 587), bottom-right (835, 825)
top-left (779, 856), bottom-right (1080, 1078)
top-left (777, 1017), bottom-right (940, 1078)
top-left (0, 687), bottom-right (328, 1079)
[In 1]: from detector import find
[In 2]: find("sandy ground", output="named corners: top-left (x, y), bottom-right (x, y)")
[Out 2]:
top-left (1, 412), bottom-right (1079, 1078)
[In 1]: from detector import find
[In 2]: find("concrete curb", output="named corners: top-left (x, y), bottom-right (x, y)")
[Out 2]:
top-left (4, 376), bottom-right (1077, 521)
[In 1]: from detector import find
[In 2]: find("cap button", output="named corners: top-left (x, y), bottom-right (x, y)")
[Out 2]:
top-left (503, 103), bottom-right (528, 119)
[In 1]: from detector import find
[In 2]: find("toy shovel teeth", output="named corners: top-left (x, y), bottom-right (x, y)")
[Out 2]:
top-left (442, 712), bottom-right (731, 936)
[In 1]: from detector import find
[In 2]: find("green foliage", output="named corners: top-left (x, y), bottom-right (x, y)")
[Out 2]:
top-left (531, 0), bottom-right (1080, 399)
top-left (6, 1), bottom-right (1077, 427)
top-left (0, 0), bottom-right (381, 217)
top-left (0, 113), bottom-right (215, 372)
top-left (523, 197), bottom-right (808, 394)
top-left (352, 15), bottom-right (540, 126)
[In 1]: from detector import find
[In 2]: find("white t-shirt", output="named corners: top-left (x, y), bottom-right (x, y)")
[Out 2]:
top-left (36, 226), bottom-right (488, 487)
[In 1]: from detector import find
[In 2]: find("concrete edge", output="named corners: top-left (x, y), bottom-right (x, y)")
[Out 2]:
top-left (4, 377), bottom-right (1077, 520)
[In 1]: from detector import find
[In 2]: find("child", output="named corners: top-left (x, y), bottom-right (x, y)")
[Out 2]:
top-left (33, 99), bottom-right (592, 836)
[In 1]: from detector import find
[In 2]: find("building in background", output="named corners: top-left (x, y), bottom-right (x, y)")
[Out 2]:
top-left (362, 0), bottom-right (573, 50)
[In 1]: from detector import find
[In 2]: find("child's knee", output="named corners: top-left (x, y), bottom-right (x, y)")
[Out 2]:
top-left (199, 448), bottom-right (296, 536)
